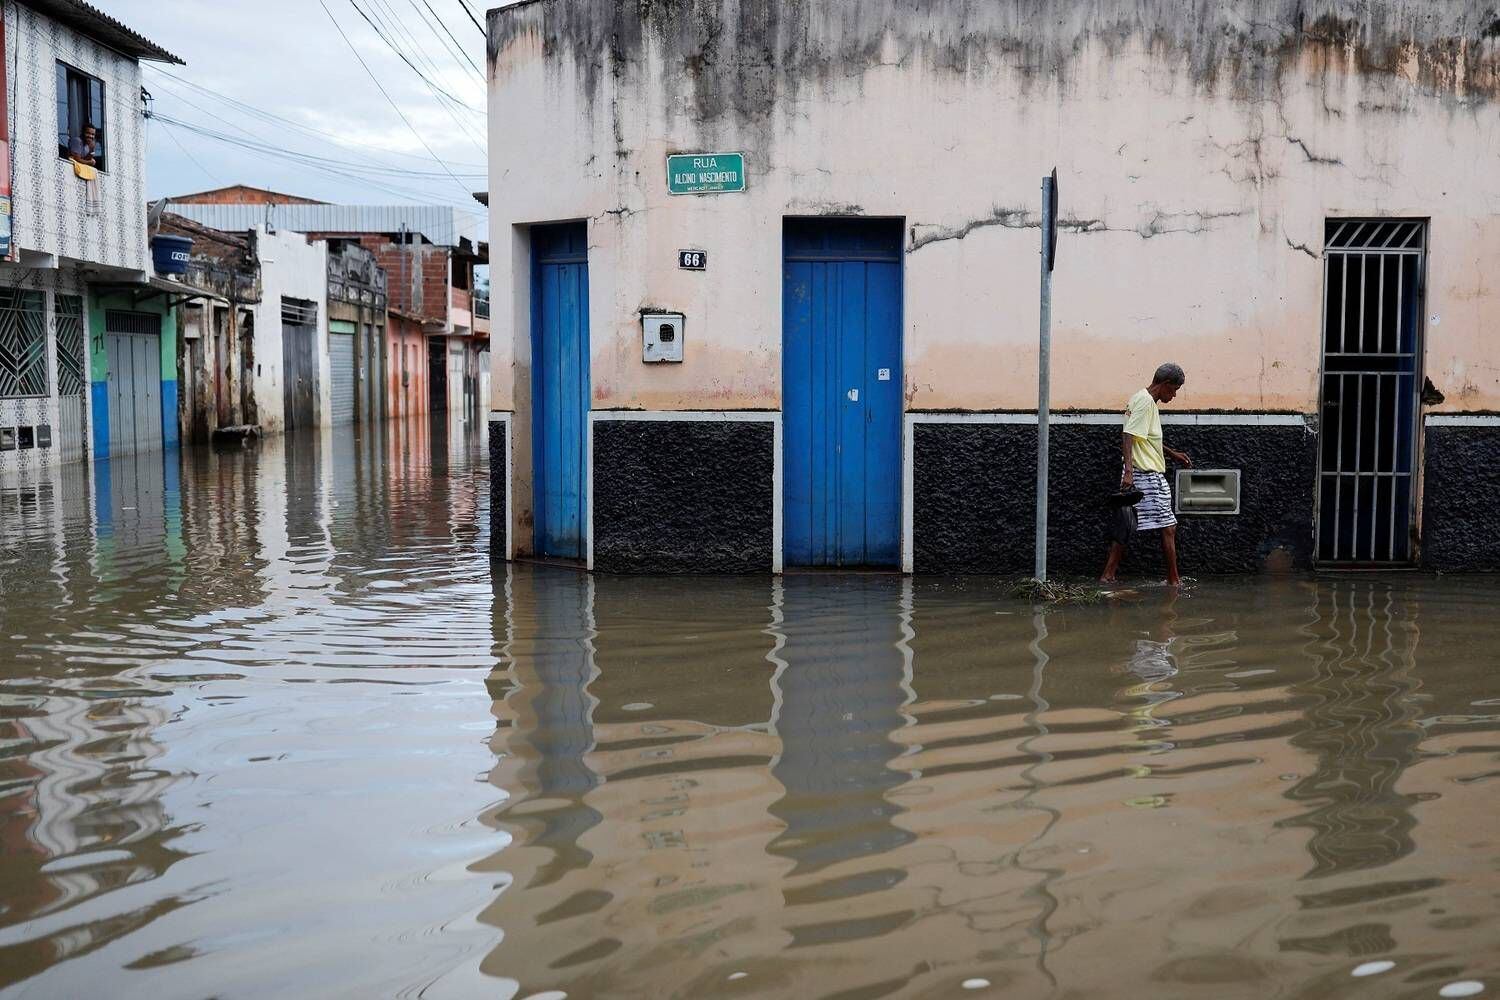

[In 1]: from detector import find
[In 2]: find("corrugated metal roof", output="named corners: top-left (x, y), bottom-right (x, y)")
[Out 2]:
top-left (20, 0), bottom-right (184, 64)
top-left (167, 203), bottom-right (484, 248)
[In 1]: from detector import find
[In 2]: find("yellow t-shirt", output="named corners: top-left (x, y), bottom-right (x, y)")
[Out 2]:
top-left (1124, 388), bottom-right (1165, 473)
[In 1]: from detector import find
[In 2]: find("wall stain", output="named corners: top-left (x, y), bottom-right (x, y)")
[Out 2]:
top-left (490, 0), bottom-right (1500, 127)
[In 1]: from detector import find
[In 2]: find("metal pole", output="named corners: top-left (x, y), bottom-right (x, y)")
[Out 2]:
top-left (1035, 176), bottom-right (1053, 582)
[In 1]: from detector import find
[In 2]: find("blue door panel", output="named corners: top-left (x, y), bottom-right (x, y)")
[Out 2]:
top-left (837, 262), bottom-right (868, 560)
top-left (783, 220), bottom-right (903, 568)
top-left (863, 261), bottom-right (903, 563)
top-left (784, 261), bottom-right (815, 566)
top-left (533, 223), bottom-right (590, 560)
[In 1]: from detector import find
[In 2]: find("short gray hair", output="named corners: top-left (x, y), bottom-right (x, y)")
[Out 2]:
top-left (1152, 363), bottom-right (1185, 386)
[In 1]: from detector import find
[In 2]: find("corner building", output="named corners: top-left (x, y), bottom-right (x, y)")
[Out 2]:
top-left (485, 0), bottom-right (1500, 574)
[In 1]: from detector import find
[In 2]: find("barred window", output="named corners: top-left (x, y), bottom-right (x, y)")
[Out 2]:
top-left (0, 289), bottom-right (48, 398)
top-left (55, 295), bottom-right (85, 397)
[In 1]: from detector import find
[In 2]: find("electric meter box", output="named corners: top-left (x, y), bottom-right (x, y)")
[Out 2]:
top-left (1175, 469), bottom-right (1241, 515)
top-left (643, 312), bottom-right (684, 363)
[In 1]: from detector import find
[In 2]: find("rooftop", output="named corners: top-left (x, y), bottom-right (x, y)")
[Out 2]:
top-left (21, 0), bottom-right (184, 64)
top-left (167, 202), bottom-right (485, 250)
top-left (166, 186), bottom-right (328, 206)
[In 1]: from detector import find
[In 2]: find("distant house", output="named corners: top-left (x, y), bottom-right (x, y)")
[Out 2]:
top-left (1, 0), bottom-right (184, 475)
top-left (167, 188), bottom-right (488, 428)
top-left (167, 185), bottom-right (326, 207)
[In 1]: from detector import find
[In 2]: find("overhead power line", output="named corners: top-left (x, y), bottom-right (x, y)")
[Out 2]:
top-left (152, 117), bottom-right (219, 185)
top-left (319, 0), bottom-right (477, 200)
top-left (145, 77), bottom-right (484, 181)
top-left (346, 0), bottom-right (478, 110)
top-left (346, 0), bottom-right (488, 154)
top-left (148, 112), bottom-right (482, 182)
top-left (143, 65), bottom-right (486, 170)
top-left (413, 0), bottom-right (482, 76)
top-left (368, 0), bottom-right (456, 85)
top-left (149, 112), bottom-right (479, 206)
top-left (457, 0), bottom-right (484, 36)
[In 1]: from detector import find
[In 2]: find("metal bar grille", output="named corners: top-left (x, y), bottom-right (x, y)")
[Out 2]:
top-left (280, 297), bottom-right (319, 326)
top-left (105, 310), bottom-right (162, 335)
top-left (0, 289), bottom-right (48, 398)
top-left (55, 295), bottom-right (85, 397)
top-left (1316, 219), bottom-right (1425, 565)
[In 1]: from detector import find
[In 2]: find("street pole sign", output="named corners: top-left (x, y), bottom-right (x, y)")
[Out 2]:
top-left (1035, 168), bottom-right (1058, 582)
top-left (666, 153), bottom-right (746, 195)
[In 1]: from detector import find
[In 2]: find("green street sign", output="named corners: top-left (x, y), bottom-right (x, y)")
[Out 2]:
top-left (666, 153), bottom-right (746, 195)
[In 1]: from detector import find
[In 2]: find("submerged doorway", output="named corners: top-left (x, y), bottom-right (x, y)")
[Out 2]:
top-left (1316, 219), bottom-right (1426, 565)
top-left (530, 222), bottom-right (590, 561)
top-left (782, 218), bottom-right (903, 568)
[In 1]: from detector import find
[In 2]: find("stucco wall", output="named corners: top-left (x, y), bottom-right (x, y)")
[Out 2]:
top-left (487, 0), bottom-right (1500, 415)
top-left (252, 227), bottom-right (329, 435)
top-left (4, 2), bottom-right (149, 273)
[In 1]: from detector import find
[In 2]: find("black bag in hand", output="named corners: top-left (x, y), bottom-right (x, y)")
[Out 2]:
top-left (1104, 487), bottom-right (1143, 546)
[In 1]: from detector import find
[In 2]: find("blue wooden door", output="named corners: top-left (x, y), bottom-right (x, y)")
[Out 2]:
top-left (532, 223), bottom-right (590, 560)
top-left (783, 219), bottom-right (903, 567)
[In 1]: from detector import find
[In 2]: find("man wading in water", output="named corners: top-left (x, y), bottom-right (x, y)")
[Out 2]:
top-left (1100, 363), bottom-right (1193, 587)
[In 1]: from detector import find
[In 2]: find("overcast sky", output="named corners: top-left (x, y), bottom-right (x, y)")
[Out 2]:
top-left (106, 0), bottom-right (491, 230)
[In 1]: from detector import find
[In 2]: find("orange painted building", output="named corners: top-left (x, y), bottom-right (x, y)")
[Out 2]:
top-left (386, 311), bottom-right (428, 420)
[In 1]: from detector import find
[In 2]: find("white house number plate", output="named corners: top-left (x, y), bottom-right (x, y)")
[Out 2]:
top-left (877, 368), bottom-right (891, 381)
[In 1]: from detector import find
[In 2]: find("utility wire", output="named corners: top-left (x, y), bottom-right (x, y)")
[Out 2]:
top-left (346, 0), bottom-right (488, 153)
top-left (358, 0), bottom-right (487, 146)
top-left (145, 89), bottom-right (484, 180)
top-left (144, 65), bottom-right (486, 170)
top-left (151, 116), bottom-right (219, 185)
top-left (412, 0), bottom-right (482, 77)
top-left (346, 0), bottom-right (478, 110)
top-left (457, 0), bottom-right (484, 36)
top-left (151, 114), bottom-right (468, 205)
top-left (362, 0), bottom-right (486, 135)
top-left (367, 0), bottom-right (455, 85)
top-left (149, 112), bottom-right (483, 196)
top-left (319, 0), bottom-right (476, 199)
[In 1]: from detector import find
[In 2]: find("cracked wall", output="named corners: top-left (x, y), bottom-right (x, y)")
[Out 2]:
top-left (487, 0), bottom-right (1500, 416)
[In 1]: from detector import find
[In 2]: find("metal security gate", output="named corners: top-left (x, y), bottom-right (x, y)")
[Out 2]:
top-left (783, 218), bottom-right (904, 567)
top-left (281, 297), bottom-right (319, 432)
top-left (329, 319), bottom-right (356, 425)
top-left (55, 294), bottom-right (87, 464)
top-left (104, 310), bottom-right (163, 457)
top-left (1316, 219), bottom-right (1426, 565)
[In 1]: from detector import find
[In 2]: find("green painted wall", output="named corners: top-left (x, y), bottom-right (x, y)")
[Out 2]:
top-left (88, 291), bottom-right (174, 381)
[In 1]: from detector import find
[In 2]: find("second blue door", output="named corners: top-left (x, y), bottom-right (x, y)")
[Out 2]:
top-left (532, 223), bottom-right (590, 560)
top-left (783, 219), bottom-right (903, 567)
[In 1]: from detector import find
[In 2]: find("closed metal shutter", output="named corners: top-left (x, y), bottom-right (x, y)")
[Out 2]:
top-left (329, 320), bottom-right (356, 426)
top-left (104, 310), bottom-right (163, 457)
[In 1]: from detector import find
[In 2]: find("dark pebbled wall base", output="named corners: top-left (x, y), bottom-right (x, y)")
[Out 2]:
top-left (593, 418), bottom-right (775, 573)
top-left (1420, 424), bottom-right (1500, 571)
top-left (488, 419), bottom-right (507, 559)
top-left (914, 418), bottom-right (1318, 576)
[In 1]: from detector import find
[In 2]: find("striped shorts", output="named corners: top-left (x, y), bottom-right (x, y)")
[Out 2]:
top-left (1133, 470), bottom-right (1177, 531)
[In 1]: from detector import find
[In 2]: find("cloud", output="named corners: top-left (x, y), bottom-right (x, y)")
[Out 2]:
top-left (104, 0), bottom-right (489, 208)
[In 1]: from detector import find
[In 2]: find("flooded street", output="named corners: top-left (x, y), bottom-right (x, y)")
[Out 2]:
top-left (2, 426), bottom-right (1498, 999)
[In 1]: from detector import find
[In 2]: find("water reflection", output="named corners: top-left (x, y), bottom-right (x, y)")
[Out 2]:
top-left (768, 578), bottom-right (914, 880)
top-left (1, 419), bottom-right (498, 996)
top-left (1281, 583), bottom-right (1422, 879)
top-left (3, 432), bottom-right (1500, 998)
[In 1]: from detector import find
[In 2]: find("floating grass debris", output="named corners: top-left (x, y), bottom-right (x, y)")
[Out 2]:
top-left (1006, 578), bottom-right (1105, 605)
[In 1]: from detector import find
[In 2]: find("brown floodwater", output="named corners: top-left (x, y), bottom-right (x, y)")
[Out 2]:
top-left (1, 424), bottom-right (1498, 999)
